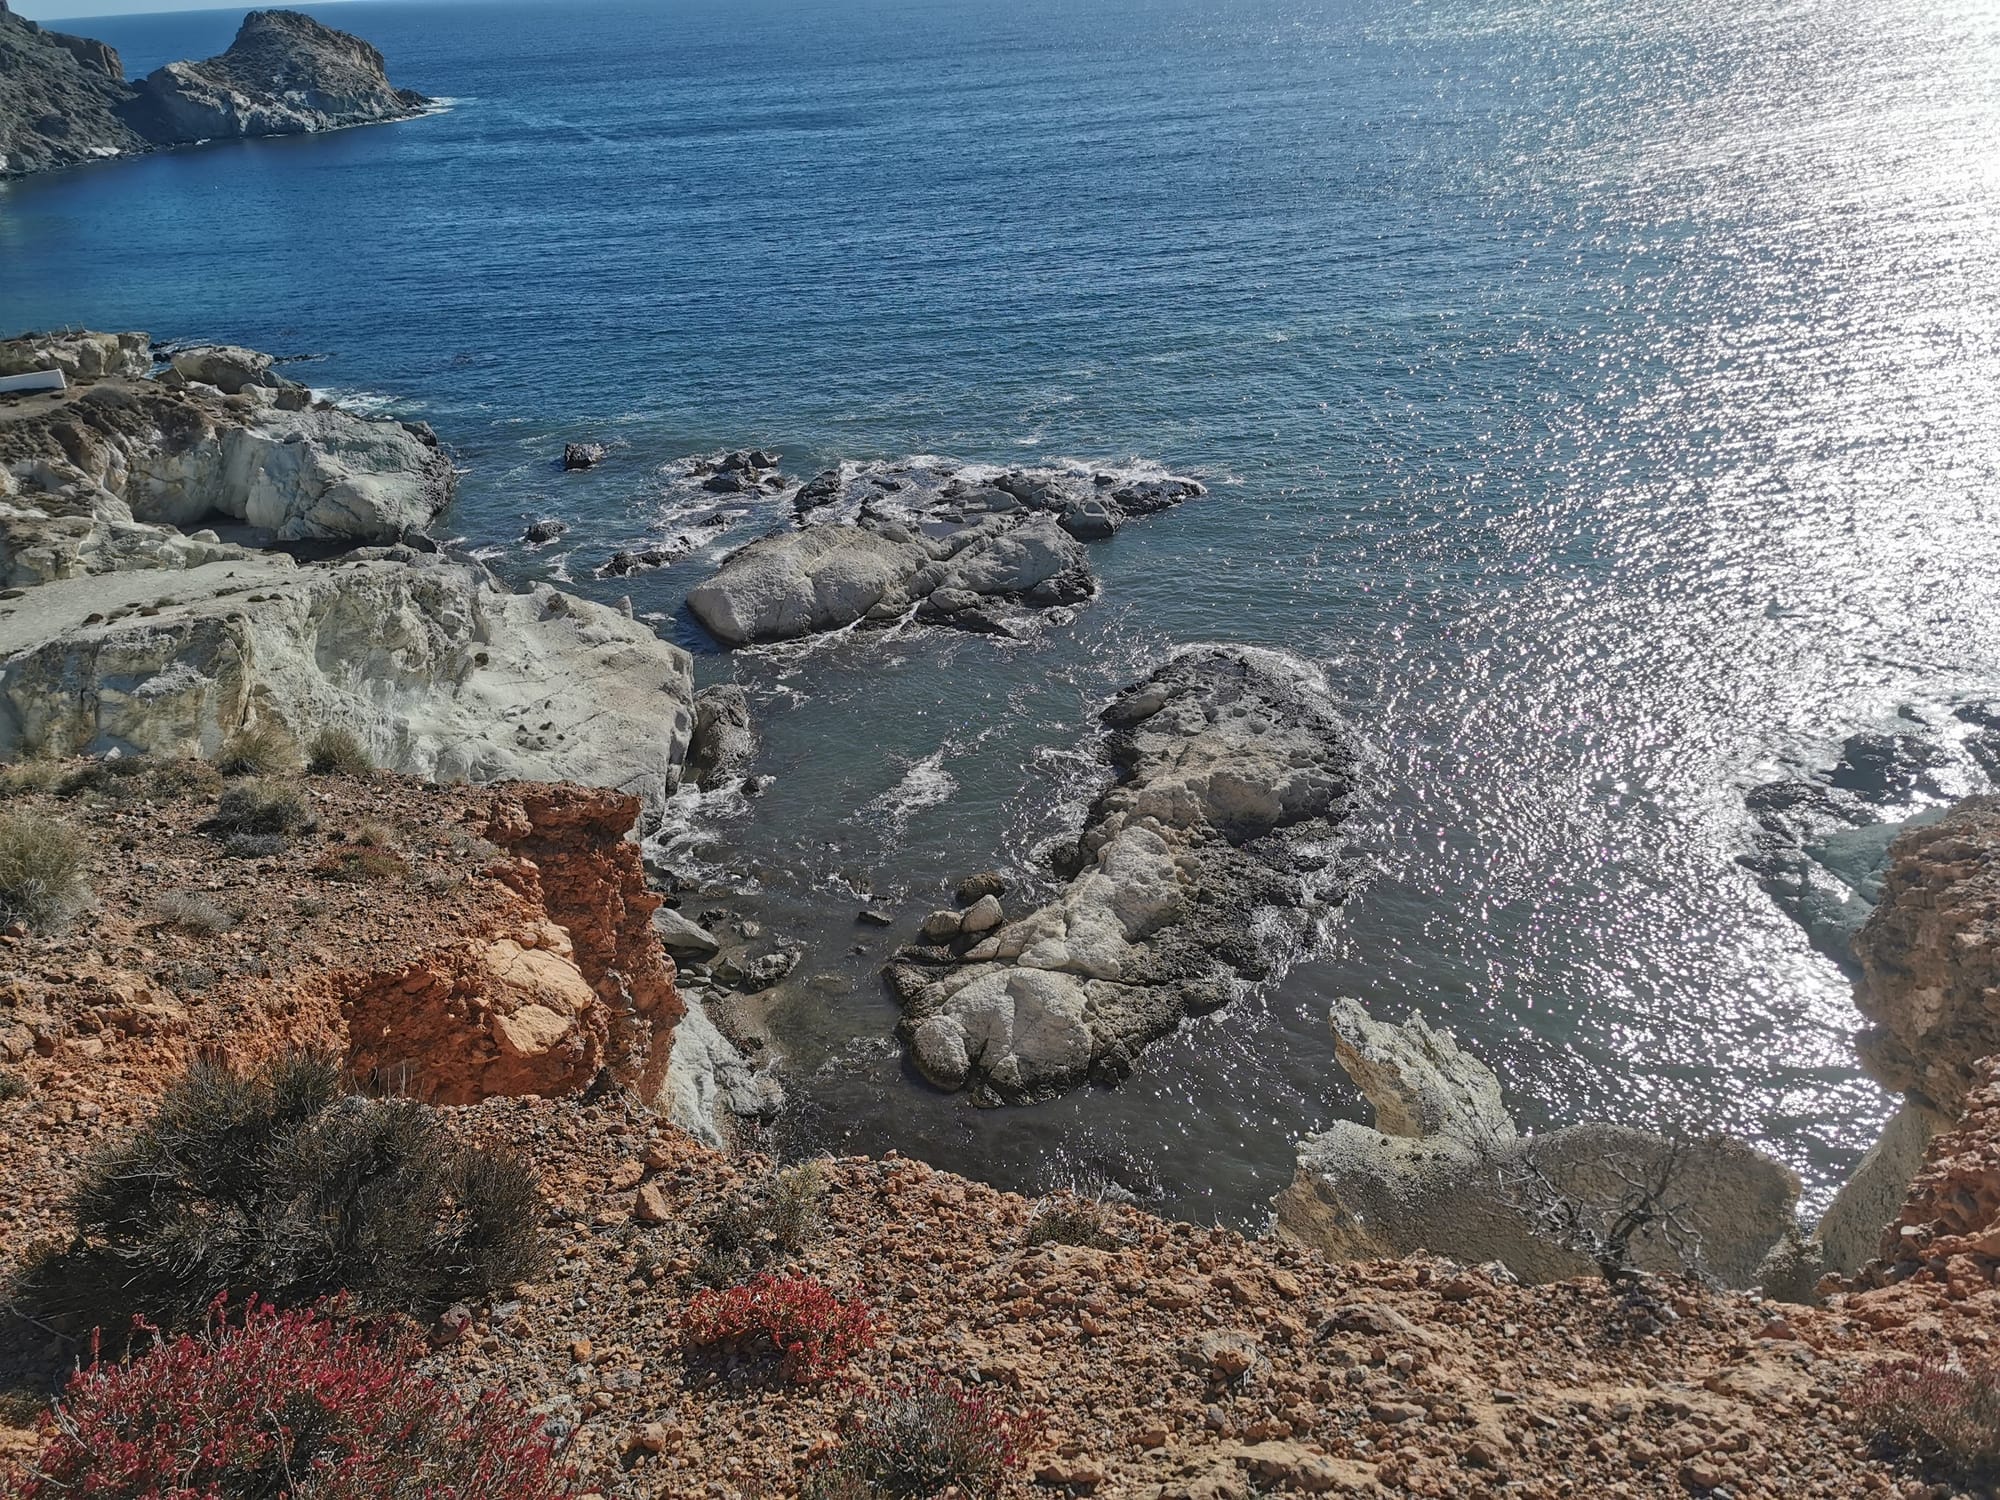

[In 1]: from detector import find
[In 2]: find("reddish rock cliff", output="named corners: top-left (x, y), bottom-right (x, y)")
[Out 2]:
top-left (1852, 797), bottom-right (2000, 1114)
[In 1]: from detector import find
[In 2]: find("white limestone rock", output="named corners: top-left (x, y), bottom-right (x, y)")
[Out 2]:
top-left (888, 645), bottom-right (1366, 1101)
top-left (0, 550), bottom-right (696, 822)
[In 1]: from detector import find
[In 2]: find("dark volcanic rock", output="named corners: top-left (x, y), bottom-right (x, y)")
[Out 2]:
top-left (523, 519), bottom-right (570, 545)
top-left (128, 10), bottom-right (429, 146)
top-left (563, 443), bottom-right (607, 471)
top-left (886, 645), bottom-right (1365, 1103)
top-left (0, 4), bottom-right (149, 176)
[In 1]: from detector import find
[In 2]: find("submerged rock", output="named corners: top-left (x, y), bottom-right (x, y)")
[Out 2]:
top-left (1272, 998), bottom-right (1800, 1289)
top-left (886, 645), bottom-right (1364, 1102)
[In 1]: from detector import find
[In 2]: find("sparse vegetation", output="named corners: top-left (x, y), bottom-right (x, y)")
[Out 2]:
top-left (1023, 1190), bottom-right (1122, 1250)
top-left (800, 1372), bottom-right (1039, 1500)
top-left (695, 1159), bottom-right (831, 1285)
top-left (1501, 1137), bottom-right (1708, 1287)
top-left (215, 720), bottom-right (298, 777)
top-left (54, 755), bottom-right (150, 799)
top-left (0, 758), bottom-right (66, 798)
top-left (307, 725), bottom-right (375, 777)
top-left (1847, 1353), bottom-right (2000, 1485)
top-left (680, 1273), bottom-right (874, 1385)
top-left (0, 1070), bottom-right (26, 1102)
top-left (19, 1301), bottom-right (575, 1500)
top-left (150, 890), bottom-right (235, 935)
top-left (316, 844), bottom-right (408, 882)
top-left (204, 782), bottom-right (311, 840)
top-left (12, 1054), bottom-right (545, 1338)
top-left (0, 809), bottom-right (91, 932)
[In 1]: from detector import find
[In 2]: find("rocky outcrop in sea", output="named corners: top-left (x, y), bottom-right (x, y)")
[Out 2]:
top-left (0, 5), bottom-right (427, 180)
top-left (886, 645), bottom-right (1363, 1102)
top-left (685, 458), bottom-right (1204, 645)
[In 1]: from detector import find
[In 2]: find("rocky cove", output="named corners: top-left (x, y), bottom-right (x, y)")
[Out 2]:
top-left (6, 326), bottom-right (2000, 1496)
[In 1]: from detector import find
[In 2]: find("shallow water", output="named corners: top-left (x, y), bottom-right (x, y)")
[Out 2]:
top-left (7, 0), bottom-right (2000, 1221)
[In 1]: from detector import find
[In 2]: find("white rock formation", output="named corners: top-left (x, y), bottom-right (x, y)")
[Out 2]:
top-left (889, 645), bottom-right (1365, 1101)
top-left (0, 549), bottom-right (696, 820)
top-left (1272, 998), bottom-right (1801, 1289)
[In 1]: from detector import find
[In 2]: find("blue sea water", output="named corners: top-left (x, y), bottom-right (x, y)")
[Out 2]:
top-left (5, 0), bottom-right (2000, 1221)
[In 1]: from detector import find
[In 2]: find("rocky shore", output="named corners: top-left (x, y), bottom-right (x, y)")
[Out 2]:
top-left (5, 760), bottom-right (2000, 1498)
top-left (887, 646), bottom-right (1365, 1101)
top-left (0, 6), bottom-right (427, 179)
top-left (8, 325), bottom-right (2000, 1497)
top-left (1, 330), bottom-right (697, 817)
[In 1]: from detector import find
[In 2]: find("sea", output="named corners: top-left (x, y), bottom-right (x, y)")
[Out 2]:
top-left (5, 0), bottom-right (2000, 1223)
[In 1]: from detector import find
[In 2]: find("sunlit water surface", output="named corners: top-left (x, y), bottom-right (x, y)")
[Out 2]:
top-left (6, 0), bottom-right (2000, 1220)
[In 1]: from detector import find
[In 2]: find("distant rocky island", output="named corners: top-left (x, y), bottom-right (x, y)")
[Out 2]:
top-left (0, 4), bottom-right (427, 179)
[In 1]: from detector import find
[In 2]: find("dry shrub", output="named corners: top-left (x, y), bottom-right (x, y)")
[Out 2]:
top-left (0, 810), bottom-right (91, 932)
top-left (0, 1070), bottom-right (26, 1102)
top-left (1023, 1190), bottom-right (1122, 1250)
top-left (801, 1372), bottom-right (1039, 1500)
top-left (216, 720), bottom-right (298, 777)
top-left (18, 1301), bottom-right (574, 1500)
top-left (150, 891), bottom-right (235, 936)
top-left (12, 1054), bottom-right (545, 1339)
top-left (0, 759), bottom-right (66, 798)
top-left (1847, 1353), bottom-right (2000, 1484)
top-left (316, 845), bottom-right (407, 882)
top-left (695, 1159), bottom-right (831, 1285)
top-left (307, 726), bottom-right (374, 777)
top-left (204, 783), bottom-right (310, 840)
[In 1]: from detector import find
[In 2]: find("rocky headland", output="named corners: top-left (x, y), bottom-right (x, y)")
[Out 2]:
top-left (1, 330), bottom-right (697, 818)
top-left (0, 5), bottom-right (427, 179)
top-left (887, 646), bottom-right (1364, 1102)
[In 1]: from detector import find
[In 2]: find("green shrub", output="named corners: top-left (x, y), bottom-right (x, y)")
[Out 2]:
top-left (215, 721), bottom-right (298, 777)
top-left (0, 810), bottom-right (91, 932)
top-left (306, 726), bottom-right (374, 777)
top-left (0, 1070), bottom-right (27, 1102)
top-left (13, 1054), bottom-right (547, 1338)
